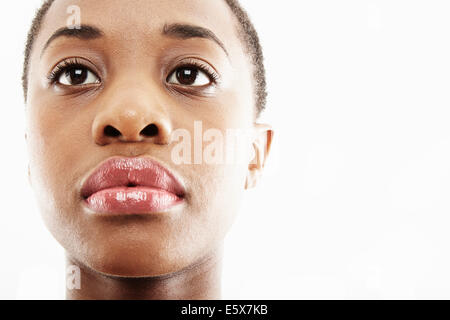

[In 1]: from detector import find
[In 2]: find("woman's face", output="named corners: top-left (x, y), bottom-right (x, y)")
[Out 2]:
top-left (25, 0), bottom-right (261, 277)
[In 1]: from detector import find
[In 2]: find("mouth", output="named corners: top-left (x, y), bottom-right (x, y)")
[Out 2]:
top-left (80, 156), bottom-right (185, 215)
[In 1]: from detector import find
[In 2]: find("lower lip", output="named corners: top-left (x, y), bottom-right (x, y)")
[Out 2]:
top-left (84, 187), bottom-right (183, 215)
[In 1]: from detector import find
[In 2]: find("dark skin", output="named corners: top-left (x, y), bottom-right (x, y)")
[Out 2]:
top-left (26, 0), bottom-right (272, 299)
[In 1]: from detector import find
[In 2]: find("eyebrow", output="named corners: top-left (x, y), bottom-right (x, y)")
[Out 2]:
top-left (162, 23), bottom-right (229, 56)
top-left (41, 23), bottom-right (229, 57)
top-left (41, 25), bottom-right (104, 56)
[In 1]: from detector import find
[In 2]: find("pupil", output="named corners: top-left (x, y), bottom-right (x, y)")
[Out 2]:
top-left (176, 67), bottom-right (198, 85)
top-left (67, 68), bottom-right (87, 85)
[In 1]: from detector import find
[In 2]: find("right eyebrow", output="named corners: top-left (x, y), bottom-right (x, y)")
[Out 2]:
top-left (41, 25), bottom-right (104, 57)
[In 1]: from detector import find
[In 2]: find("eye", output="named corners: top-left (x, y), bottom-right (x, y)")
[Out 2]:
top-left (167, 66), bottom-right (212, 86)
top-left (57, 66), bottom-right (100, 86)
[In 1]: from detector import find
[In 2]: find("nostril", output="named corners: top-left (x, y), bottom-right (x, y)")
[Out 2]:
top-left (104, 125), bottom-right (121, 137)
top-left (140, 124), bottom-right (159, 137)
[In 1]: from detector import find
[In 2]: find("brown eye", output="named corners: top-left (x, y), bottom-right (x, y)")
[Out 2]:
top-left (58, 66), bottom-right (99, 86)
top-left (177, 67), bottom-right (198, 85)
top-left (167, 66), bottom-right (211, 86)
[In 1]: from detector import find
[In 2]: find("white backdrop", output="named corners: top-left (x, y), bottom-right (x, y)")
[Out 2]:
top-left (1, 0), bottom-right (450, 299)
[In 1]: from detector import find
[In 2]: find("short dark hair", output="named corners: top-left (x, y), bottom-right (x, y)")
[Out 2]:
top-left (22, 0), bottom-right (267, 116)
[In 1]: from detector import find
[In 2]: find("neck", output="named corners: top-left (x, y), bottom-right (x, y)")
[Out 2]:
top-left (65, 247), bottom-right (223, 300)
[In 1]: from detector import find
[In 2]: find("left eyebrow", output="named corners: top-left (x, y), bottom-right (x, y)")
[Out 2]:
top-left (162, 23), bottom-right (229, 56)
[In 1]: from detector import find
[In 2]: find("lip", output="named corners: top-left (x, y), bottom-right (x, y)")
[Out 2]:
top-left (81, 157), bottom-right (185, 215)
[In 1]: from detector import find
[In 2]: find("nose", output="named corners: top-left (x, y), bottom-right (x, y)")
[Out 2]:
top-left (92, 84), bottom-right (172, 146)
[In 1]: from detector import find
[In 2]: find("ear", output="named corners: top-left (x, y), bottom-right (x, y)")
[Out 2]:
top-left (245, 123), bottom-right (273, 189)
top-left (24, 132), bottom-right (32, 187)
top-left (28, 164), bottom-right (32, 187)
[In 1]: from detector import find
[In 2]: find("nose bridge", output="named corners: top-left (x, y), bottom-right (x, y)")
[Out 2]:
top-left (92, 75), bottom-right (172, 145)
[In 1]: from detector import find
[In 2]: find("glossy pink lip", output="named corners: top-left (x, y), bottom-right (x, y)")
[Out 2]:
top-left (81, 157), bottom-right (185, 215)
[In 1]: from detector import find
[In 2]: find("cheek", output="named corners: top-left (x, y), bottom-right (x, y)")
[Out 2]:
top-left (28, 96), bottom-right (91, 178)
top-left (171, 87), bottom-right (254, 242)
top-left (177, 132), bottom-right (251, 245)
top-left (26, 100), bottom-right (91, 232)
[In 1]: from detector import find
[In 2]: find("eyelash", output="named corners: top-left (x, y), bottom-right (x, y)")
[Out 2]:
top-left (47, 58), bottom-right (220, 85)
top-left (170, 58), bottom-right (220, 84)
top-left (47, 58), bottom-right (87, 84)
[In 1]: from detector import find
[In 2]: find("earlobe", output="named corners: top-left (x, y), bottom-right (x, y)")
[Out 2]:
top-left (245, 123), bottom-right (273, 190)
top-left (28, 164), bottom-right (32, 187)
top-left (25, 132), bottom-right (31, 186)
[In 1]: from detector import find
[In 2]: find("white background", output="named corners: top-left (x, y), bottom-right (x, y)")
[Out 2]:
top-left (1, 0), bottom-right (450, 299)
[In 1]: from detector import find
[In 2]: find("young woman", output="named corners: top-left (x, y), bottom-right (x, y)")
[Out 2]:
top-left (23, 0), bottom-right (272, 299)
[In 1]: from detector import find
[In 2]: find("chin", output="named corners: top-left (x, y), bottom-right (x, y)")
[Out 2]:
top-left (72, 240), bottom-right (195, 278)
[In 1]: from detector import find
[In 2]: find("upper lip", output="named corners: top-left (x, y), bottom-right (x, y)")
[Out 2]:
top-left (80, 156), bottom-right (186, 199)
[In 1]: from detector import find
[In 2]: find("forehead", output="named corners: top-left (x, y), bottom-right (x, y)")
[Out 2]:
top-left (35, 0), bottom-right (242, 57)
